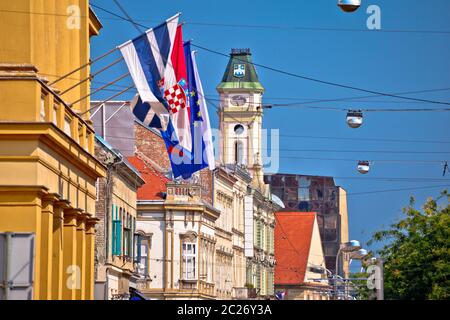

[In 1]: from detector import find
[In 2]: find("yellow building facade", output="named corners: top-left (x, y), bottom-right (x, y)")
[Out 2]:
top-left (0, 1), bottom-right (105, 299)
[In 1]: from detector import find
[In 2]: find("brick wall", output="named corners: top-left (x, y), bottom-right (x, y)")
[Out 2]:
top-left (94, 144), bottom-right (109, 281)
top-left (134, 122), bottom-right (171, 171)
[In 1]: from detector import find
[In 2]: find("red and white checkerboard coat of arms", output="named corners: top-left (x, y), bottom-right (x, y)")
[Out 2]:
top-left (164, 83), bottom-right (187, 115)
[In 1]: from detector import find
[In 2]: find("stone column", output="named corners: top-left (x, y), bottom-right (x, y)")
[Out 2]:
top-left (52, 199), bottom-right (69, 300)
top-left (75, 212), bottom-right (88, 300)
top-left (62, 208), bottom-right (81, 300)
top-left (85, 216), bottom-right (98, 300)
top-left (39, 193), bottom-right (59, 299)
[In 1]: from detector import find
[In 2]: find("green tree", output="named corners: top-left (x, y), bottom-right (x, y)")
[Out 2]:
top-left (368, 190), bottom-right (450, 300)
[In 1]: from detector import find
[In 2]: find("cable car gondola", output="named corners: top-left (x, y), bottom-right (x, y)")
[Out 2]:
top-left (346, 110), bottom-right (363, 128)
top-left (357, 161), bottom-right (370, 174)
top-left (338, 0), bottom-right (362, 13)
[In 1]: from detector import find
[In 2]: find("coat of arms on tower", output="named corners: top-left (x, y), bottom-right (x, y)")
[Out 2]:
top-left (233, 64), bottom-right (245, 78)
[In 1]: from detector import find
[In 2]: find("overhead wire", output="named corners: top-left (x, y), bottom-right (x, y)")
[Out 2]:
top-left (190, 43), bottom-right (450, 106)
top-left (4, 4), bottom-right (450, 109)
top-left (3, 7), bottom-right (450, 35)
top-left (87, 3), bottom-right (450, 107)
top-left (70, 73), bottom-right (130, 107)
top-left (96, 134), bottom-right (450, 154)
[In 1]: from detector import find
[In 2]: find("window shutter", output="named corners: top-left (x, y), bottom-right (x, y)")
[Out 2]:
top-left (111, 204), bottom-right (116, 255)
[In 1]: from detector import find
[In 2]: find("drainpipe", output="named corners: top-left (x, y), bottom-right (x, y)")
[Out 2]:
top-left (103, 151), bottom-right (124, 300)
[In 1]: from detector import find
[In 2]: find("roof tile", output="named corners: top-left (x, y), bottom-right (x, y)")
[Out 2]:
top-left (275, 212), bottom-right (317, 285)
top-left (127, 156), bottom-right (170, 200)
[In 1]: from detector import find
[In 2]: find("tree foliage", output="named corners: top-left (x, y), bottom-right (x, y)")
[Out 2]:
top-left (368, 190), bottom-right (450, 300)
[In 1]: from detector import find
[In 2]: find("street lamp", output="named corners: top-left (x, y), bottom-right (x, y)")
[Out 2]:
top-left (337, 0), bottom-right (362, 13)
top-left (346, 110), bottom-right (363, 128)
top-left (334, 240), bottom-right (361, 299)
top-left (336, 241), bottom-right (362, 274)
top-left (348, 248), bottom-right (368, 260)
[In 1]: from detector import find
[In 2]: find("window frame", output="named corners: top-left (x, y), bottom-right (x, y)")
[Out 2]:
top-left (182, 242), bottom-right (197, 281)
top-left (111, 205), bottom-right (122, 256)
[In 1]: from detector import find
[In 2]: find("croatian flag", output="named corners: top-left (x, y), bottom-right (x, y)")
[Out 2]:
top-left (119, 14), bottom-right (192, 152)
top-left (158, 42), bottom-right (215, 179)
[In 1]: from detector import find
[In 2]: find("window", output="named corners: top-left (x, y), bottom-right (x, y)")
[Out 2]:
top-left (206, 244), bottom-right (213, 283)
top-left (182, 243), bottom-right (196, 280)
top-left (234, 124), bottom-right (244, 135)
top-left (255, 221), bottom-right (263, 248)
top-left (267, 227), bottom-right (273, 253)
top-left (112, 205), bottom-right (122, 256)
top-left (259, 222), bottom-right (264, 248)
top-left (255, 265), bottom-right (261, 290)
top-left (234, 141), bottom-right (244, 164)
top-left (246, 265), bottom-right (252, 285)
top-left (136, 236), bottom-right (150, 277)
top-left (298, 177), bottom-right (311, 201)
top-left (123, 213), bottom-right (132, 257)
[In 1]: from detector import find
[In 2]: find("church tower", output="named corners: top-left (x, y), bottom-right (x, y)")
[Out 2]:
top-left (217, 48), bottom-right (266, 190)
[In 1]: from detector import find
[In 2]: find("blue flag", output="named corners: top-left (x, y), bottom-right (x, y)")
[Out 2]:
top-left (158, 42), bottom-right (215, 179)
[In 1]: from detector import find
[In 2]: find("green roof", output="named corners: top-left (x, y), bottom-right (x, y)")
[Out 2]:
top-left (217, 48), bottom-right (264, 92)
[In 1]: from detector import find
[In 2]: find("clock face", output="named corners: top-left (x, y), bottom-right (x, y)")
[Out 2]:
top-left (230, 95), bottom-right (247, 106)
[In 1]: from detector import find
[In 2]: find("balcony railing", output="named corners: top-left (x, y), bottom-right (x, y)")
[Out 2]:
top-left (0, 63), bottom-right (95, 155)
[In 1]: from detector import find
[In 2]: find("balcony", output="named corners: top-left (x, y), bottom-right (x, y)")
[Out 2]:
top-left (166, 183), bottom-right (201, 202)
top-left (0, 63), bottom-right (95, 155)
top-left (233, 287), bottom-right (257, 299)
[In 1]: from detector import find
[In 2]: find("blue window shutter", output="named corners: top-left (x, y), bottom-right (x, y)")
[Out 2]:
top-left (113, 221), bottom-right (117, 256)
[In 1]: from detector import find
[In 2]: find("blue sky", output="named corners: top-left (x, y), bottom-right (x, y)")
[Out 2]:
top-left (89, 0), bottom-right (450, 266)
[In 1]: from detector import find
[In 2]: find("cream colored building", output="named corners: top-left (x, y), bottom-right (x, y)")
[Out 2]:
top-left (212, 165), bottom-right (251, 299)
top-left (216, 48), bottom-right (280, 299)
top-left (137, 183), bottom-right (220, 299)
top-left (128, 151), bottom-right (219, 300)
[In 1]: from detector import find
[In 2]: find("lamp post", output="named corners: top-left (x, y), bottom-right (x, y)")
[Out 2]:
top-left (344, 248), bottom-right (368, 298)
top-left (337, 0), bottom-right (362, 13)
top-left (334, 240), bottom-right (361, 299)
top-left (349, 248), bottom-right (368, 261)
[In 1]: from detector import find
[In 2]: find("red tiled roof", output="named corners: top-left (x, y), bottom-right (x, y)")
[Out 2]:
top-left (275, 212), bottom-right (317, 285)
top-left (127, 156), bottom-right (170, 200)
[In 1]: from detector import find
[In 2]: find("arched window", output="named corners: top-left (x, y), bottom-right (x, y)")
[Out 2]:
top-left (234, 141), bottom-right (244, 165)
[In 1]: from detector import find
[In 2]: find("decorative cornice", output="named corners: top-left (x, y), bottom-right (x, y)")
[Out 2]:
top-left (0, 122), bottom-right (106, 179)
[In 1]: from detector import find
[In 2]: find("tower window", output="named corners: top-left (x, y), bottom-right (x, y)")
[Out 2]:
top-left (234, 124), bottom-right (245, 135)
top-left (234, 141), bottom-right (244, 165)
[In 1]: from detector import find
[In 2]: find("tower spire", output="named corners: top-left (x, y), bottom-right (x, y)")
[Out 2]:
top-left (217, 48), bottom-right (264, 92)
